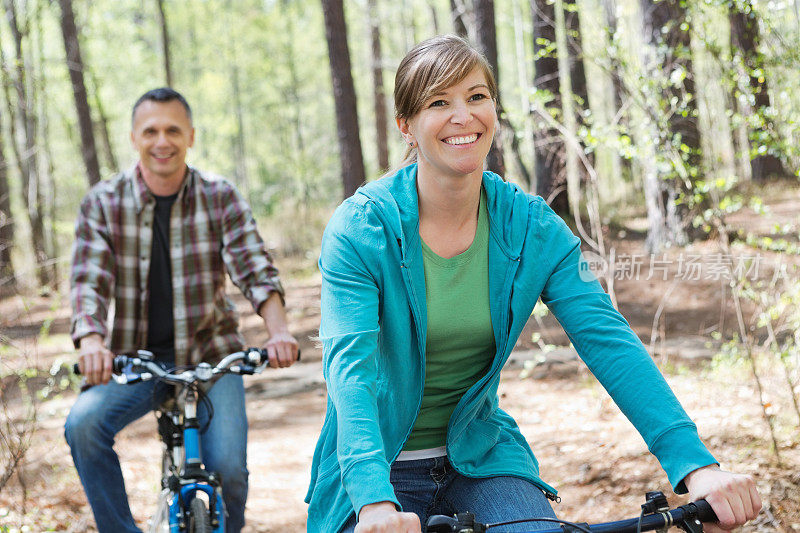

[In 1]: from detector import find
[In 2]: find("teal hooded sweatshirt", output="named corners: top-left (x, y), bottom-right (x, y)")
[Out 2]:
top-left (305, 164), bottom-right (716, 532)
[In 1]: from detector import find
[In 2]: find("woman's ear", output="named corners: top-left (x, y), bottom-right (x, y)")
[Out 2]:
top-left (397, 117), bottom-right (414, 145)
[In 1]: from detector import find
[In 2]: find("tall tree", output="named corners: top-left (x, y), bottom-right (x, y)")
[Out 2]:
top-left (367, 0), bottom-right (390, 172)
top-left (474, 0), bottom-right (506, 176)
top-left (88, 68), bottom-right (118, 171)
top-left (0, 109), bottom-right (13, 292)
top-left (226, 0), bottom-right (248, 191)
top-left (728, 0), bottom-right (788, 180)
top-left (640, 0), bottom-right (700, 245)
top-left (34, 0), bottom-right (58, 285)
top-left (451, 0), bottom-right (469, 38)
top-left (155, 0), bottom-right (173, 86)
top-left (531, 0), bottom-right (568, 212)
top-left (3, 0), bottom-right (50, 286)
top-left (57, 0), bottom-right (102, 187)
top-left (641, 0), bottom-right (701, 170)
top-left (321, 0), bottom-right (366, 198)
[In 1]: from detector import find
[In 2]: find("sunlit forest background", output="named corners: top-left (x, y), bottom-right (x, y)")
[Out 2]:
top-left (1, 0), bottom-right (799, 530)
top-left (0, 0), bottom-right (798, 287)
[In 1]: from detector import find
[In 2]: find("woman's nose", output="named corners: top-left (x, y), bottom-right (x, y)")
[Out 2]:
top-left (450, 100), bottom-right (472, 125)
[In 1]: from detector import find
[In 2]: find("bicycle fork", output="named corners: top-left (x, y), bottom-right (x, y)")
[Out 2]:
top-left (167, 389), bottom-right (225, 533)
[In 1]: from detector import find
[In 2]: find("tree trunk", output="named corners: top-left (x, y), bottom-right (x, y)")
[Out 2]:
top-left (0, 115), bottom-right (14, 292)
top-left (641, 0), bottom-right (696, 244)
top-left (88, 68), bottom-right (118, 171)
top-left (617, 0), bottom-right (673, 253)
top-left (450, 0), bottom-right (469, 38)
top-left (155, 0), bottom-right (173, 86)
top-left (554, 0), bottom-right (580, 217)
top-left (34, 0), bottom-right (58, 286)
top-left (368, 0), bottom-right (390, 172)
top-left (225, 0), bottom-right (248, 192)
top-left (729, 2), bottom-right (788, 180)
top-left (321, 0), bottom-right (366, 198)
top-left (4, 0), bottom-right (50, 287)
top-left (56, 0), bottom-right (102, 187)
top-left (474, 0), bottom-right (506, 177)
top-left (641, 0), bottom-right (701, 168)
top-left (531, 0), bottom-right (568, 212)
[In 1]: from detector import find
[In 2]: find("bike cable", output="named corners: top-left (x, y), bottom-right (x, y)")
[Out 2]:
top-left (195, 382), bottom-right (215, 433)
top-left (636, 506), bottom-right (645, 533)
top-left (486, 517), bottom-right (592, 532)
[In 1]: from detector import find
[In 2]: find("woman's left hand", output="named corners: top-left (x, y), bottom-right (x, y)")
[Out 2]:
top-left (683, 464), bottom-right (761, 532)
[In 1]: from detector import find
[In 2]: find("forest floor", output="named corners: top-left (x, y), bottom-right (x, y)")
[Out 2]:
top-left (1, 183), bottom-right (799, 532)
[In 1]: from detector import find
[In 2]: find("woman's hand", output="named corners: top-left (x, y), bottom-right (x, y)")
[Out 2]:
top-left (683, 464), bottom-right (761, 532)
top-left (355, 501), bottom-right (421, 533)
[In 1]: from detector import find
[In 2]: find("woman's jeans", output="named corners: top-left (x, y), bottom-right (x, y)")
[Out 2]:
top-left (342, 455), bottom-right (557, 532)
top-left (64, 373), bottom-right (248, 533)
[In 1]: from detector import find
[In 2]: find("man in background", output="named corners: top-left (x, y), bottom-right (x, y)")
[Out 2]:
top-left (65, 87), bottom-right (299, 532)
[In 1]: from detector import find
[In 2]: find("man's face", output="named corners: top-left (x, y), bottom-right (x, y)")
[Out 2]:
top-left (130, 100), bottom-right (195, 182)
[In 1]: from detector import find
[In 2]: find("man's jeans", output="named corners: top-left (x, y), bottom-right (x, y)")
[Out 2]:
top-left (342, 455), bottom-right (558, 532)
top-left (64, 372), bottom-right (248, 533)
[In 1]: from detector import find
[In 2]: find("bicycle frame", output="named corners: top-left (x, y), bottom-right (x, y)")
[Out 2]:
top-left (155, 384), bottom-right (225, 533)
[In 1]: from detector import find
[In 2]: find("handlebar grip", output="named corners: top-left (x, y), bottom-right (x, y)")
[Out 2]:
top-left (72, 355), bottom-right (130, 375)
top-left (112, 355), bottom-right (130, 374)
top-left (255, 347), bottom-right (302, 365)
top-left (690, 499), bottom-right (718, 523)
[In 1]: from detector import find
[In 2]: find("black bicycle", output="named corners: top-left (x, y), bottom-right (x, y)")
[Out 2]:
top-left (425, 491), bottom-right (718, 533)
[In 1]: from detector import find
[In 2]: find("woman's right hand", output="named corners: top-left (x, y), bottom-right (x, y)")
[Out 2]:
top-left (355, 501), bottom-right (421, 533)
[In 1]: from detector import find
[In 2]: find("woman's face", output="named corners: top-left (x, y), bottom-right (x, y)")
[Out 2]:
top-left (398, 67), bottom-right (497, 181)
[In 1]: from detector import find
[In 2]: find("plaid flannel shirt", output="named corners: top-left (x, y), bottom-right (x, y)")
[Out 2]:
top-left (70, 165), bottom-right (285, 366)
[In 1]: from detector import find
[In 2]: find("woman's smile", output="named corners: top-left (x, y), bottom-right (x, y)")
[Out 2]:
top-left (442, 133), bottom-right (481, 146)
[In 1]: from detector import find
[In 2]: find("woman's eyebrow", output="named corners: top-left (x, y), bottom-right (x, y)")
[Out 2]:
top-left (468, 83), bottom-right (490, 91)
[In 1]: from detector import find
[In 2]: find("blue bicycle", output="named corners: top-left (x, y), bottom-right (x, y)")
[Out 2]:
top-left (75, 348), bottom-right (276, 533)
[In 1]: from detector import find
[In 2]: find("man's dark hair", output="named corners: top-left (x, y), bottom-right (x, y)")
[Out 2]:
top-left (131, 88), bottom-right (192, 124)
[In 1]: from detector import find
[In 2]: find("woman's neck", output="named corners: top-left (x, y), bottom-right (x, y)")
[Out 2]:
top-left (417, 166), bottom-right (483, 258)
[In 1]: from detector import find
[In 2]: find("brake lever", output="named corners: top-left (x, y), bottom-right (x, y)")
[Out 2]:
top-left (112, 372), bottom-right (152, 385)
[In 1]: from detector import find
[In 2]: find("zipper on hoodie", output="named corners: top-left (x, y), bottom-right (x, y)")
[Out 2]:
top-left (543, 488), bottom-right (561, 503)
top-left (394, 260), bottom-right (427, 463)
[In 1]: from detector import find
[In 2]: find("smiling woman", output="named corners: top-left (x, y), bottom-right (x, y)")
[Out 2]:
top-left (306, 35), bottom-right (761, 533)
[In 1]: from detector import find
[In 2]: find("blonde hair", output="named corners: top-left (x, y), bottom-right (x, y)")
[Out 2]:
top-left (393, 35), bottom-right (497, 168)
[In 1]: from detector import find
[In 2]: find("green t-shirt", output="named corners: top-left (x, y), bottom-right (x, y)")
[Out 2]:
top-left (403, 191), bottom-right (495, 451)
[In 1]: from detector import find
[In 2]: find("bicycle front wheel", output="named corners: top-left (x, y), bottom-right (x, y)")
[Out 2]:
top-left (187, 496), bottom-right (211, 533)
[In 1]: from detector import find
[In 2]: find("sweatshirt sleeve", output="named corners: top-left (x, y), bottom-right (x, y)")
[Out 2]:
top-left (318, 200), bottom-right (400, 515)
top-left (535, 199), bottom-right (717, 492)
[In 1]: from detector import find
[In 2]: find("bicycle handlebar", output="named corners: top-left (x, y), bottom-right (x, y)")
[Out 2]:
top-left (72, 347), bottom-right (300, 384)
top-left (426, 497), bottom-right (718, 533)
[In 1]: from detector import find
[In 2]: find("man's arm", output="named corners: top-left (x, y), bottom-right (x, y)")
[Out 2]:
top-left (71, 191), bottom-right (116, 385)
top-left (217, 181), bottom-right (298, 366)
top-left (258, 292), bottom-right (299, 368)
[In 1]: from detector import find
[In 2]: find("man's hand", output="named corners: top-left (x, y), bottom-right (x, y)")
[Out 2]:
top-left (77, 334), bottom-right (114, 385)
top-left (264, 331), bottom-right (299, 368)
top-left (259, 292), bottom-right (299, 368)
top-left (355, 501), bottom-right (421, 533)
top-left (684, 465), bottom-right (761, 532)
